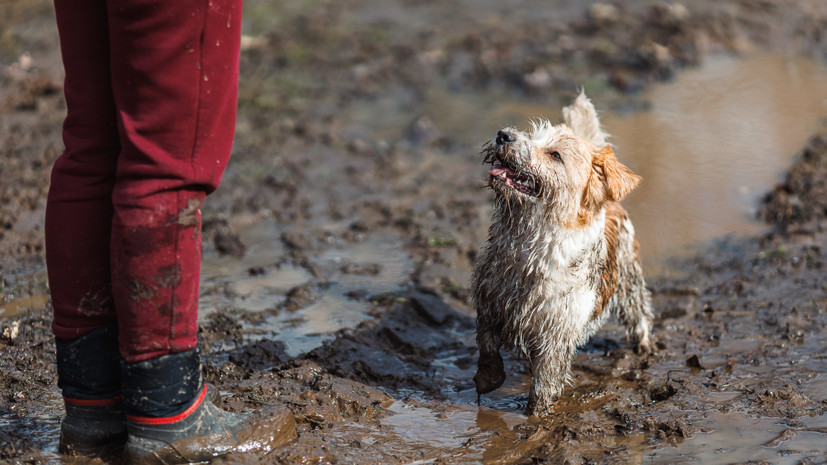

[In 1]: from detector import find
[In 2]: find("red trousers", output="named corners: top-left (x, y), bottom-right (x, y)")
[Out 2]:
top-left (47, 0), bottom-right (241, 363)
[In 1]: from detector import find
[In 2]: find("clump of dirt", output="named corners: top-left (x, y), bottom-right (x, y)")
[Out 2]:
top-left (305, 290), bottom-right (475, 396)
top-left (761, 131), bottom-right (827, 233)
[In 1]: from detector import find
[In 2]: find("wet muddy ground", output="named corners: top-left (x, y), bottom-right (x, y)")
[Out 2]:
top-left (2, 0), bottom-right (827, 463)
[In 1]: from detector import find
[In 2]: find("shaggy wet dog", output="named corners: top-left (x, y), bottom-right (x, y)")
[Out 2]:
top-left (472, 92), bottom-right (653, 415)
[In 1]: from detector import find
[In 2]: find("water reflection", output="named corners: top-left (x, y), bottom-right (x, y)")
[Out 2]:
top-left (604, 54), bottom-right (827, 272)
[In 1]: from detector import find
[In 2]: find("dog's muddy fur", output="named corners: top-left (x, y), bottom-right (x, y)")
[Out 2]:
top-left (2, 0), bottom-right (827, 463)
top-left (473, 94), bottom-right (653, 415)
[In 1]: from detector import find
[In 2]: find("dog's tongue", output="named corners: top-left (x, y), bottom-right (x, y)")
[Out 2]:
top-left (489, 166), bottom-right (508, 177)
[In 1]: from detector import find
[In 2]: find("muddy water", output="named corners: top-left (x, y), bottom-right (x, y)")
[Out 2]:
top-left (191, 52), bottom-right (827, 464)
top-left (200, 217), bottom-right (415, 356)
top-left (603, 54), bottom-right (827, 273)
top-left (0, 294), bottom-right (49, 319)
top-left (651, 411), bottom-right (827, 464)
top-left (346, 53), bottom-right (827, 274)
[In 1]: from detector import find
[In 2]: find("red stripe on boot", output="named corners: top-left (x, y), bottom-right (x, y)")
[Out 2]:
top-left (126, 384), bottom-right (207, 425)
top-left (64, 395), bottom-right (123, 406)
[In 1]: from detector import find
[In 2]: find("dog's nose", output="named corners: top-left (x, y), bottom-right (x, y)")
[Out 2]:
top-left (495, 130), bottom-right (513, 145)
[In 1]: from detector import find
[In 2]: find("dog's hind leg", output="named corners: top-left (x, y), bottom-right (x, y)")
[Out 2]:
top-left (612, 227), bottom-right (654, 354)
top-left (617, 268), bottom-right (654, 354)
top-left (623, 287), bottom-right (654, 354)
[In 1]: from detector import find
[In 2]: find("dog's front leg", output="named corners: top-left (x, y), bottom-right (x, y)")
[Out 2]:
top-left (474, 325), bottom-right (506, 401)
top-left (527, 344), bottom-right (573, 416)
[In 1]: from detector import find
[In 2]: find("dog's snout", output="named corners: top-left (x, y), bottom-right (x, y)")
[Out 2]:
top-left (495, 130), bottom-right (513, 145)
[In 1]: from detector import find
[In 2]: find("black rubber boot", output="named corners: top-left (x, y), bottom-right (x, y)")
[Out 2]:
top-left (56, 326), bottom-right (127, 456)
top-left (60, 399), bottom-right (128, 457)
top-left (122, 347), bottom-right (297, 464)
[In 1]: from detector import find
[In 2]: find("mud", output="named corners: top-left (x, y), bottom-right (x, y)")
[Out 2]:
top-left (2, 0), bottom-right (827, 463)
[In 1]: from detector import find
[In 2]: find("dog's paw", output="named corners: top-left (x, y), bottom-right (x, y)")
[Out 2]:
top-left (474, 351), bottom-right (506, 395)
top-left (526, 396), bottom-right (555, 417)
top-left (635, 337), bottom-right (653, 355)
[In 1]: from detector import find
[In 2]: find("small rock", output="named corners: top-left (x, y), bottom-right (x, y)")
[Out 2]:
top-left (214, 231), bottom-right (246, 257)
top-left (685, 354), bottom-right (704, 369)
top-left (410, 290), bottom-right (456, 326)
top-left (240, 34), bottom-right (268, 51)
top-left (2, 321), bottom-right (20, 341)
top-left (524, 68), bottom-right (551, 90)
top-left (588, 3), bottom-right (620, 24)
top-left (763, 428), bottom-right (797, 448)
top-left (406, 115), bottom-right (440, 146)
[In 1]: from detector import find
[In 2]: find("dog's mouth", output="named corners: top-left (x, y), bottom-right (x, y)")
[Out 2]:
top-left (487, 159), bottom-right (540, 197)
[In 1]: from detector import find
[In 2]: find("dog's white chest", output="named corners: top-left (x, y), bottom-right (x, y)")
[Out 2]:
top-left (506, 212), bottom-right (606, 345)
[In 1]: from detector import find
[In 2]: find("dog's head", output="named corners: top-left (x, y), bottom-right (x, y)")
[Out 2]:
top-left (482, 92), bottom-right (640, 227)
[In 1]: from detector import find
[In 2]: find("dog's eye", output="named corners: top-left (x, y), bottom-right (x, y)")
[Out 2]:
top-left (548, 150), bottom-right (562, 162)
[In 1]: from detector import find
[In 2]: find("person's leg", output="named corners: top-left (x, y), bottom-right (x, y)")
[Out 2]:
top-left (49, 0), bottom-right (120, 347)
top-left (104, 0), bottom-right (297, 460)
top-left (107, 0), bottom-right (239, 365)
top-left (48, 0), bottom-right (125, 456)
top-left (105, 0), bottom-right (239, 417)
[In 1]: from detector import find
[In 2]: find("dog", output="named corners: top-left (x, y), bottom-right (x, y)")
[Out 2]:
top-left (471, 91), bottom-right (654, 416)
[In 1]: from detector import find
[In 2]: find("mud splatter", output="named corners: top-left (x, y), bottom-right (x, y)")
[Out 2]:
top-left (177, 198), bottom-right (202, 228)
top-left (154, 264), bottom-right (182, 290)
top-left (77, 288), bottom-right (113, 315)
top-left (124, 276), bottom-right (156, 303)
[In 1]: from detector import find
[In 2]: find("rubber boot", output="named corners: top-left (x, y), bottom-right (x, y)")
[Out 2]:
top-left (122, 348), bottom-right (297, 464)
top-left (56, 327), bottom-right (128, 456)
top-left (60, 399), bottom-right (128, 457)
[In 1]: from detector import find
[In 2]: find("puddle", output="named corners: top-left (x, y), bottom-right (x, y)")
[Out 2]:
top-left (251, 234), bottom-right (416, 356)
top-left (379, 400), bottom-right (528, 461)
top-left (199, 217), bottom-right (313, 316)
top-left (259, 291), bottom-right (374, 357)
top-left (801, 373), bottom-right (827, 403)
top-left (201, 216), bottom-right (290, 282)
top-left (0, 294), bottom-right (50, 319)
top-left (201, 227), bottom-right (415, 356)
top-left (0, 408), bottom-right (61, 461)
top-left (645, 411), bottom-right (827, 464)
top-left (433, 348), bottom-right (532, 414)
top-left (603, 53), bottom-right (827, 272)
top-left (315, 237), bottom-right (414, 296)
top-left (380, 402), bottom-right (478, 450)
top-left (345, 53), bottom-right (827, 274)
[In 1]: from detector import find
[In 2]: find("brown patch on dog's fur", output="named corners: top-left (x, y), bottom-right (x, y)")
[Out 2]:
top-left (577, 146), bottom-right (641, 228)
top-left (592, 201), bottom-right (626, 321)
top-left (633, 238), bottom-right (642, 263)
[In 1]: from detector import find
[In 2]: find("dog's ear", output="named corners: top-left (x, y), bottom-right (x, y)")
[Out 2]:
top-left (588, 146), bottom-right (641, 204)
top-left (562, 91), bottom-right (608, 147)
top-left (598, 146), bottom-right (641, 201)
